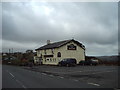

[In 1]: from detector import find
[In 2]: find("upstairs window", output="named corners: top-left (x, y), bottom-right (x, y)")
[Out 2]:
top-left (44, 50), bottom-right (46, 54)
top-left (57, 52), bottom-right (61, 57)
top-left (40, 54), bottom-right (42, 57)
top-left (51, 49), bottom-right (54, 54)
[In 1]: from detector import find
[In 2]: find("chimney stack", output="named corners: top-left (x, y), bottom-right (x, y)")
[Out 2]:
top-left (47, 40), bottom-right (51, 45)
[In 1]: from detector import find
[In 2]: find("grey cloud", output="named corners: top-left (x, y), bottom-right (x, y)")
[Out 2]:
top-left (2, 2), bottom-right (118, 55)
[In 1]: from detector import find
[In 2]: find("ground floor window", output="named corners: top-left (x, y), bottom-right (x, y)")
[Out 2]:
top-left (57, 52), bottom-right (61, 57)
top-left (44, 58), bottom-right (57, 62)
top-left (45, 58), bottom-right (46, 62)
top-left (47, 58), bottom-right (49, 61)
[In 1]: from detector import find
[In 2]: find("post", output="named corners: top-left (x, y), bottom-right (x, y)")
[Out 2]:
top-left (8, 49), bottom-right (10, 60)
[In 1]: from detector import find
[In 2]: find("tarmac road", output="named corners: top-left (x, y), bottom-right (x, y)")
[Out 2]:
top-left (2, 65), bottom-right (101, 88)
top-left (24, 65), bottom-right (118, 88)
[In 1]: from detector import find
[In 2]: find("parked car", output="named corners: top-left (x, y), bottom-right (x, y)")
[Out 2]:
top-left (91, 59), bottom-right (99, 66)
top-left (79, 60), bottom-right (98, 66)
top-left (58, 58), bottom-right (77, 66)
top-left (79, 60), bottom-right (85, 65)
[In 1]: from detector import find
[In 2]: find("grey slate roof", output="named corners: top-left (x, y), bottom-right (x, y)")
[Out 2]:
top-left (35, 39), bottom-right (85, 50)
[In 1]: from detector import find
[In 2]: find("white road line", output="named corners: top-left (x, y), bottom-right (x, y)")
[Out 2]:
top-left (9, 72), bottom-right (15, 78)
top-left (41, 73), bottom-right (47, 75)
top-left (45, 71), bottom-right (50, 72)
top-left (91, 71), bottom-right (114, 75)
top-left (49, 75), bottom-right (54, 77)
top-left (59, 76), bottom-right (64, 79)
top-left (6, 70), bottom-right (26, 88)
top-left (16, 79), bottom-right (26, 88)
top-left (6, 70), bottom-right (15, 78)
top-left (72, 71), bottom-right (82, 73)
top-left (73, 79), bottom-right (79, 82)
top-left (88, 82), bottom-right (100, 86)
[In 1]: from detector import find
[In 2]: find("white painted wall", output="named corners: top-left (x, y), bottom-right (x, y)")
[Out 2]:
top-left (37, 41), bottom-right (85, 65)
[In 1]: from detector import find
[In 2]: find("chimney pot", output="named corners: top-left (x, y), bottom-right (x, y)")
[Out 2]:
top-left (47, 40), bottom-right (51, 44)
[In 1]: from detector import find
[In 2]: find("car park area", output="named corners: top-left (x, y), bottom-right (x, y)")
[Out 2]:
top-left (24, 65), bottom-right (118, 88)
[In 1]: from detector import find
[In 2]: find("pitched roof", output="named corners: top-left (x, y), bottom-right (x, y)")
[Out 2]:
top-left (35, 39), bottom-right (85, 50)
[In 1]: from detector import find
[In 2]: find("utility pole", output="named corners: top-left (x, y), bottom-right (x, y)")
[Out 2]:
top-left (12, 48), bottom-right (13, 56)
top-left (12, 48), bottom-right (13, 54)
top-left (9, 49), bottom-right (10, 60)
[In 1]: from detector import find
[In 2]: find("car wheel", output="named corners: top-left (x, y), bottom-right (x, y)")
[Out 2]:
top-left (58, 63), bottom-right (61, 66)
top-left (66, 64), bottom-right (69, 67)
top-left (73, 63), bottom-right (76, 66)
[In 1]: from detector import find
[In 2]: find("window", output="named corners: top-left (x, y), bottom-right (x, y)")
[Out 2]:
top-left (54, 58), bottom-right (56, 62)
top-left (67, 44), bottom-right (76, 50)
top-left (50, 58), bottom-right (52, 62)
top-left (44, 50), bottom-right (46, 54)
top-left (51, 49), bottom-right (54, 54)
top-left (53, 58), bottom-right (56, 62)
top-left (57, 52), bottom-right (61, 57)
top-left (44, 55), bottom-right (53, 57)
top-left (40, 54), bottom-right (42, 57)
top-left (38, 51), bottom-right (41, 55)
top-left (45, 58), bottom-right (46, 62)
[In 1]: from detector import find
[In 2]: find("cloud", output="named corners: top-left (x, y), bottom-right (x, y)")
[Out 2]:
top-left (2, 2), bottom-right (118, 56)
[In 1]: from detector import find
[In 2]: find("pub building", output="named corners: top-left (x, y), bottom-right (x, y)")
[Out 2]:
top-left (35, 39), bottom-right (85, 65)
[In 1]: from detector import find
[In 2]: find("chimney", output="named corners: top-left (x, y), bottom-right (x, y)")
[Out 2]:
top-left (47, 40), bottom-right (51, 45)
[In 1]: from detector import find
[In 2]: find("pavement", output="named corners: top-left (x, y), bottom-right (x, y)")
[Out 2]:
top-left (2, 65), bottom-right (103, 88)
top-left (23, 65), bottom-right (119, 88)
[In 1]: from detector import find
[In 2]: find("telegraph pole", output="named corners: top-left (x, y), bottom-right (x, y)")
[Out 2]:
top-left (9, 49), bottom-right (10, 60)
top-left (12, 48), bottom-right (13, 56)
top-left (12, 48), bottom-right (13, 54)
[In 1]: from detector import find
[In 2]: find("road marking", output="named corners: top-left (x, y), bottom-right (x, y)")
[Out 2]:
top-left (74, 79), bottom-right (78, 81)
top-left (88, 82), bottom-right (100, 86)
top-left (16, 79), bottom-right (26, 88)
top-left (6, 70), bottom-right (26, 88)
top-left (6, 70), bottom-right (15, 78)
top-left (73, 71), bottom-right (82, 73)
top-left (59, 76), bottom-right (64, 79)
top-left (91, 71), bottom-right (114, 75)
top-left (41, 73), bottom-right (47, 75)
top-left (46, 71), bottom-right (50, 72)
top-left (49, 75), bottom-right (54, 77)
top-left (9, 72), bottom-right (15, 78)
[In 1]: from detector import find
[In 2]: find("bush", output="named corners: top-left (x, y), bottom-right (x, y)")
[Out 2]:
top-left (10, 60), bottom-right (21, 65)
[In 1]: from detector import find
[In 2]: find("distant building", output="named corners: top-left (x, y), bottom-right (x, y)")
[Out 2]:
top-left (35, 39), bottom-right (85, 65)
top-left (26, 50), bottom-right (33, 53)
top-left (33, 52), bottom-right (42, 65)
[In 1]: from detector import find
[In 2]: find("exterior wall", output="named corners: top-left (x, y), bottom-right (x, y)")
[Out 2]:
top-left (34, 56), bottom-right (39, 64)
top-left (56, 42), bottom-right (85, 64)
top-left (36, 41), bottom-right (85, 65)
top-left (37, 48), bottom-right (58, 65)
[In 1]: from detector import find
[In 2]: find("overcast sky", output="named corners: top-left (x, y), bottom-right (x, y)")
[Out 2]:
top-left (2, 2), bottom-right (118, 56)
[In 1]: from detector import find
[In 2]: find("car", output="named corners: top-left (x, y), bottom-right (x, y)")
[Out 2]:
top-left (79, 60), bottom-right (98, 66)
top-left (91, 59), bottom-right (99, 66)
top-left (79, 60), bottom-right (91, 65)
top-left (79, 60), bottom-right (85, 65)
top-left (58, 58), bottom-right (77, 67)
top-left (7, 61), bottom-right (11, 64)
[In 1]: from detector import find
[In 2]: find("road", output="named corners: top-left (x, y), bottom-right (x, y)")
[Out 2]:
top-left (2, 65), bottom-right (101, 88)
top-left (25, 65), bottom-right (118, 88)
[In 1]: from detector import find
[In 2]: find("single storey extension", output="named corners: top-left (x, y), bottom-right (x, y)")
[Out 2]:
top-left (35, 39), bottom-right (85, 65)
